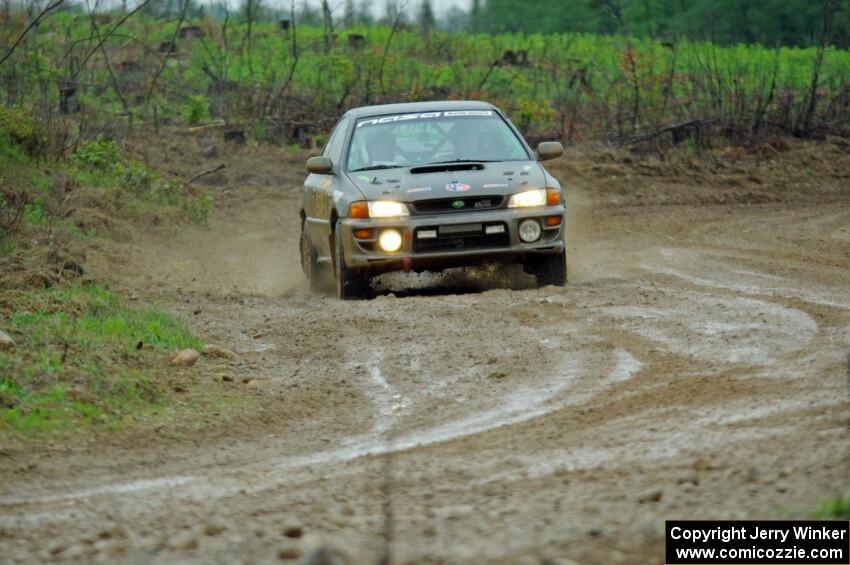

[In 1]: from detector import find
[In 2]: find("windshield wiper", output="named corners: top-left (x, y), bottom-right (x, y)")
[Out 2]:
top-left (350, 164), bottom-right (404, 172)
top-left (422, 159), bottom-right (496, 165)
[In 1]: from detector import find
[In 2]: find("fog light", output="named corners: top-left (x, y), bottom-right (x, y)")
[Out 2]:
top-left (518, 219), bottom-right (542, 243)
top-left (378, 229), bottom-right (403, 253)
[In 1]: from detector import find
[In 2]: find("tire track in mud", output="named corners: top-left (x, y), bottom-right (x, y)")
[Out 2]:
top-left (641, 247), bottom-right (850, 312)
top-left (1, 257), bottom-right (835, 520)
top-left (0, 310), bottom-right (642, 518)
top-left (1, 243), bottom-right (842, 510)
top-left (2, 189), bottom-right (849, 562)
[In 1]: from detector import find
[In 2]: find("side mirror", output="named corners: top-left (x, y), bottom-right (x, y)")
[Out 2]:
top-left (307, 156), bottom-right (334, 174)
top-left (536, 141), bottom-right (564, 162)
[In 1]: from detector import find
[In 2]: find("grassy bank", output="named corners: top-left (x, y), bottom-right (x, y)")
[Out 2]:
top-left (0, 284), bottom-right (202, 434)
top-left (0, 106), bottom-right (220, 439)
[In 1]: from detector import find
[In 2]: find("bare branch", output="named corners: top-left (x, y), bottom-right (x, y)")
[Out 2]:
top-left (0, 0), bottom-right (66, 68)
top-left (187, 163), bottom-right (225, 184)
top-left (73, 0), bottom-right (156, 79)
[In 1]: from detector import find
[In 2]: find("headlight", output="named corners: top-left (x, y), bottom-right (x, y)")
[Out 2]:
top-left (368, 201), bottom-right (410, 218)
top-left (507, 189), bottom-right (546, 208)
top-left (378, 229), bottom-right (403, 253)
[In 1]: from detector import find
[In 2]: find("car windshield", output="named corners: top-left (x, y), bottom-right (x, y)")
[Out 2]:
top-left (346, 110), bottom-right (529, 172)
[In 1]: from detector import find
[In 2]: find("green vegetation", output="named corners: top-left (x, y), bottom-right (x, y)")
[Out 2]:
top-left (0, 110), bottom-right (213, 439)
top-left (0, 284), bottom-right (203, 434)
top-left (182, 94), bottom-right (210, 125)
top-left (476, 0), bottom-right (850, 48)
top-left (0, 105), bottom-right (48, 158)
top-left (0, 114), bottom-right (209, 245)
top-left (813, 494), bottom-right (850, 519)
top-left (69, 137), bottom-right (209, 224)
top-left (166, 0), bottom-right (849, 48)
top-left (0, 9), bottom-right (846, 147)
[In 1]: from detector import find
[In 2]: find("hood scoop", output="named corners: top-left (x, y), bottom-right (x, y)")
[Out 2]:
top-left (410, 162), bottom-right (485, 175)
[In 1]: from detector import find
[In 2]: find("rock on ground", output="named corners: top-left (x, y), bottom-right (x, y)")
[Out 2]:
top-left (171, 348), bottom-right (201, 367)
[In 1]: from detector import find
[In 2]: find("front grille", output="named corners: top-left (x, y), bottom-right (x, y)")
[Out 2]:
top-left (410, 195), bottom-right (504, 215)
top-left (413, 228), bottom-right (510, 253)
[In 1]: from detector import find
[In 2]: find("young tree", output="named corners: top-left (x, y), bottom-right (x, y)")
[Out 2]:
top-left (321, 0), bottom-right (333, 53)
top-left (356, 0), bottom-right (374, 25)
top-left (297, 0), bottom-right (320, 26)
top-left (343, 0), bottom-right (355, 27)
top-left (418, 0), bottom-right (434, 31)
top-left (383, 0), bottom-right (404, 25)
top-left (469, 0), bottom-right (481, 31)
top-left (441, 5), bottom-right (468, 31)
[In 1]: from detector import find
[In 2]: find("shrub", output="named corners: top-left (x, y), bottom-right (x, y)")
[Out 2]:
top-left (119, 160), bottom-right (157, 196)
top-left (183, 194), bottom-right (211, 224)
top-left (0, 185), bottom-right (30, 238)
top-left (70, 138), bottom-right (123, 172)
top-left (0, 106), bottom-right (47, 158)
top-left (182, 95), bottom-right (210, 125)
top-left (23, 197), bottom-right (47, 225)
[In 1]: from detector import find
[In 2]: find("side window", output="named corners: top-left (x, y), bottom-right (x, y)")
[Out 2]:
top-left (328, 117), bottom-right (349, 163)
top-left (321, 123), bottom-right (340, 158)
top-left (322, 117), bottom-right (350, 163)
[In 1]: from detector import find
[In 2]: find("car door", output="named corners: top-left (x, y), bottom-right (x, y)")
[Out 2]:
top-left (304, 117), bottom-right (350, 259)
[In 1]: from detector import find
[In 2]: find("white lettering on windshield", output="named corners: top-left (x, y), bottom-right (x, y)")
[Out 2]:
top-left (356, 110), bottom-right (494, 128)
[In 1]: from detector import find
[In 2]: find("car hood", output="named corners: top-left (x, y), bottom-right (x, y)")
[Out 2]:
top-left (346, 161), bottom-right (547, 201)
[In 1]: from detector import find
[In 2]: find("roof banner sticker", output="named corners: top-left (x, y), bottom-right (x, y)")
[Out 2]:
top-left (357, 110), bottom-right (494, 128)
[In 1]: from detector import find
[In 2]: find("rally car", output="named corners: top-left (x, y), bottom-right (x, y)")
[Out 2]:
top-left (299, 100), bottom-right (566, 299)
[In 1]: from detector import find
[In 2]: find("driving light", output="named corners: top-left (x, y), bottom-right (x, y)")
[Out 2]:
top-left (378, 229), bottom-right (403, 252)
top-left (518, 219), bottom-right (542, 243)
top-left (508, 189), bottom-right (546, 208)
top-left (369, 201), bottom-right (410, 218)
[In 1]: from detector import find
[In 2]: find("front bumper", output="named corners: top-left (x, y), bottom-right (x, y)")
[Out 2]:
top-left (340, 206), bottom-right (565, 272)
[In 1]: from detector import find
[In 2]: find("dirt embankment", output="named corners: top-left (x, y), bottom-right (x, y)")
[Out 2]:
top-left (1, 134), bottom-right (848, 564)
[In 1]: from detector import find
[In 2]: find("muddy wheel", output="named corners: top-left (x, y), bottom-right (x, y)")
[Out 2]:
top-left (526, 250), bottom-right (567, 287)
top-left (300, 221), bottom-right (322, 293)
top-left (333, 227), bottom-right (370, 300)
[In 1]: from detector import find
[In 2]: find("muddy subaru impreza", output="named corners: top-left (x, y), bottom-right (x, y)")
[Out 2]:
top-left (300, 101), bottom-right (566, 299)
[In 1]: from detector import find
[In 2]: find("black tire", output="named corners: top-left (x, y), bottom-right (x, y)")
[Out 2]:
top-left (333, 228), bottom-right (370, 300)
top-left (300, 221), bottom-right (322, 293)
top-left (526, 249), bottom-right (567, 287)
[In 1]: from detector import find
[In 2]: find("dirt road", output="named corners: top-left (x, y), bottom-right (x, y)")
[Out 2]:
top-left (1, 142), bottom-right (848, 563)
